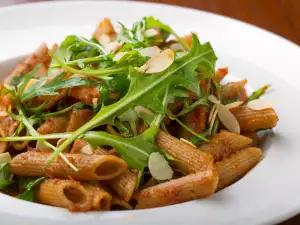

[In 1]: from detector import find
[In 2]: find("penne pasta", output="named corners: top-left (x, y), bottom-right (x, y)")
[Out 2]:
top-left (82, 183), bottom-right (112, 210)
top-left (242, 132), bottom-right (260, 147)
top-left (135, 168), bottom-right (219, 209)
top-left (94, 146), bottom-right (138, 202)
top-left (9, 151), bottom-right (127, 180)
top-left (211, 67), bottom-right (228, 83)
top-left (0, 117), bottom-right (20, 153)
top-left (216, 147), bottom-right (262, 190)
top-left (231, 106), bottom-right (279, 132)
top-left (67, 109), bottom-right (94, 132)
top-left (200, 130), bottom-right (253, 162)
top-left (92, 18), bottom-right (116, 45)
top-left (220, 80), bottom-right (247, 101)
top-left (36, 178), bottom-right (91, 212)
top-left (156, 130), bottom-right (215, 174)
top-left (37, 116), bottom-right (69, 135)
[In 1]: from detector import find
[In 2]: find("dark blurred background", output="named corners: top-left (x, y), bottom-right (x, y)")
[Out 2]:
top-left (1, 0), bottom-right (300, 224)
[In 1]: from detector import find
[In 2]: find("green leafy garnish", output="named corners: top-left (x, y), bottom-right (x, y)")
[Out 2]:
top-left (19, 71), bottom-right (98, 102)
top-left (245, 84), bottom-right (271, 103)
top-left (17, 177), bottom-right (46, 202)
top-left (47, 34), bottom-right (217, 164)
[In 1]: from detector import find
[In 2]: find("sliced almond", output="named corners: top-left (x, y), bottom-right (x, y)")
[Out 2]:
top-left (180, 138), bottom-right (197, 148)
top-left (225, 101), bottom-right (244, 109)
top-left (0, 111), bottom-right (8, 119)
top-left (148, 152), bottom-right (173, 181)
top-left (144, 28), bottom-right (159, 37)
top-left (114, 51), bottom-right (128, 61)
top-left (57, 138), bottom-right (71, 152)
top-left (169, 43), bottom-right (184, 51)
top-left (138, 46), bottom-right (161, 57)
top-left (139, 49), bottom-right (175, 74)
top-left (80, 145), bottom-right (93, 155)
top-left (36, 140), bottom-right (52, 151)
top-left (92, 98), bottom-right (98, 107)
top-left (247, 99), bottom-right (273, 110)
top-left (0, 152), bottom-right (11, 164)
top-left (208, 95), bottom-right (220, 104)
top-left (105, 41), bottom-right (123, 54)
top-left (217, 104), bottom-right (240, 134)
top-left (98, 34), bottom-right (113, 46)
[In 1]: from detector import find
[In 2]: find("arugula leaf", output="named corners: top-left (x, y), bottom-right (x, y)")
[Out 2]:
top-left (17, 177), bottom-right (46, 202)
top-left (144, 16), bottom-right (189, 49)
top-left (0, 163), bottom-right (13, 189)
top-left (177, 97), bottom-right (209, 117)
top-left (46, 34), bottom-right (217, 163)
top-left (20, 72), bottom-right (98, 102)
top-left (245, 84), bottom-right (271, 103)
top-left (84, 126), bottom-right (162, 170)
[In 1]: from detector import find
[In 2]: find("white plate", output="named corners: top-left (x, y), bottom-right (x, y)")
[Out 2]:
top-left (0, 1), bottom-right (300, 225)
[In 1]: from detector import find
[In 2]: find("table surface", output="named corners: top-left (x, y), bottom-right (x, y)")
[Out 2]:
top-left (1, 0), bottom-right (300, 224)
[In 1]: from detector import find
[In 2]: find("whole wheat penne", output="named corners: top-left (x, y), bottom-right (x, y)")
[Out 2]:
top-left (5, 43), bottom-right (51, 84)
top-left (156, 130), bottom-right (215, 174)
top-left (103, 187), bottom-right (133, 210)
top-left (135, 168), bottom-right (219, 209)
top-left (37, 116), bottom-right (69, 134)
top-left (95, 147), bottom-right (138, 202)
top-left (0, 117), bottom-right (19, 153)
top-left (220, 80), bottom-right (247, 101)
top-left (211, 67), bottom-right (228, 83)
top-left (200, 130), bottom-right (252, 162)
top-left (242, 132), bottom-right (260, 147)
top-left (9, 151), bottom-right (127, 180)
top-left (82, 183), bottom-right (112, 210)
top-left (216, 147), bottom-right (262, 190)
top-left (231, 106), bottom-right (278, 132)
top-left (36, 178), bottom-right (91, 212)
top-left (67, 109), bottom-right (94, 132)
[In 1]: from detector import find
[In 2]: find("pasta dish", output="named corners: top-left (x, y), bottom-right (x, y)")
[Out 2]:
top-left (0, 17), bottom-right (278, 211)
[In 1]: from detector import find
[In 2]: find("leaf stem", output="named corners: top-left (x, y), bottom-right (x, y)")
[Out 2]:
top-left (166, 109), bottom-right (209, 142)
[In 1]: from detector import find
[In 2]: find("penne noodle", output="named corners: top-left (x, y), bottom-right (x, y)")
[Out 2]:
top-left (0, 117), bottom-right (20, 153)
top-left (220, 80), bottom-right (247, 101)
top-left (135, 168), bottom-right (219, 209)
top-left (36, 178), bottom-right (91, 212)
top-left (37, 116), bottom-right (69, 135)
top-left (106, 170), bottom-right (138, 202)
top-left (92, 18), bottom-right (116, 45)
top-left (82, 183), bottom-right (112, 210)
top-left (156, 130), bottom-right (215, 174)
top-left (5, 43), bottom-right (51, 84)
top-left (216, 147), bottom-right (262, 190)
top-left (105, 187), bottom-right (133, 210)
top-left (211, 67), bottom-right (228, 83)
top-left (231, 106), bottom-right (279, 132)
top-left (200, 130), bottom-right (252, 162)
top-left (9, 151), bottom-right (127, 180)
top-left (95, 147), bottom-right (138, 202)
top-left (242, 132), bottom-right (260, 147)
top-left (67, 109), bottom-right (94, 132)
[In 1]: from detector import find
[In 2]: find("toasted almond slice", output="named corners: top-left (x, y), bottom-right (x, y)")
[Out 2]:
top-left (217, 104), bottom-right (240, 134)
top-left (139, 49), bottom-right (175, 74)
top-left (113, 51), bottom-right (128, 61)
top-left (144, 28), bottom-right (159, 37)
top-left (225, 101), bottom-right (244, 109)
top-left (98, 34), bottom-right (113, 46)
top-left (105, 41), bottom-right (123, 54)
top-left (208, 95), bottom-right (220, 104)
top-left (57, 138), bottom-right (71, 152)
top-left (180, 138), bottom-right (197, 148)
top-left (36, 140), bottom-right (52, 151)
top-left (0, 152), bottom-right (11, 164)
top-left (208, 104), bottom-right (217, 123)
top-left (138, 46), bottom-right (161, 57)
top-left (0, 111), bottom-right (8, 119)
top-left (169, 43), bottom-right (184, 51)
top-left (80, 145), bottom-right (93, 155)
top-left (92, 98), bottom-right (98, 107)
top-left (247, 99), bottom-right (273, 110)
top-left (148, 152), bottom-right (173, 181)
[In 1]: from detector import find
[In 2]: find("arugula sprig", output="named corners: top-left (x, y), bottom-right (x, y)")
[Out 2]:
top-left (47, 34), bottom-right (217, 164)
top-left (17, 177), bottom-right (46, 202)
top-left (18, 69), bottom-right (98, 103)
